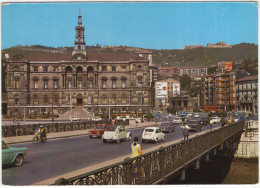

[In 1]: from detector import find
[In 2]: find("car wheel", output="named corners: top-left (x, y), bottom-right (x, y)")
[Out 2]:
top-left (103, 139), bottom-right (107, 143)
top-left (89, 135), bottom-right (93, 138)
top-left (142, 140), bottom-right (145, 143)
top-left (14, 155), bottom-right (23, 167)
top-left (116, 139), bottom-right (120, 144)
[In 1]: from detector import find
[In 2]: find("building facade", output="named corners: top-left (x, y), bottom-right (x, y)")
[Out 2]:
top-left (3, 13), bottom-right (151, 118)
top-left (236, 75), bottom-right (258, 113)
top-left (179, 66), bottom-right (208, 77)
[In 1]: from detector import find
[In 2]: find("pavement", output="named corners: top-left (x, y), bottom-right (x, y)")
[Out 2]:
top-left (3, 121), bottom-right (158, 144)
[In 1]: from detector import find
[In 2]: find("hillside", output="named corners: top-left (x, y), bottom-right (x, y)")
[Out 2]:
top-left (2, 43), bottom-right (258, 67)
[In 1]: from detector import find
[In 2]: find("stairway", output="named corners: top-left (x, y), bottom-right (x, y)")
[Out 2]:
top-left (57, 106), bottom-right (93, 120)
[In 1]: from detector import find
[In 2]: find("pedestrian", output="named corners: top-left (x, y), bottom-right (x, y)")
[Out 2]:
top-left (111, 119), bottom-right (115, 125)
top-left (183, 124), bottom-right (189, 140)
top-left (131, 137), bottom-right (142, 159)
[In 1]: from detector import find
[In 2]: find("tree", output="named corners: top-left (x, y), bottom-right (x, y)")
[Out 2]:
top-left (180, 74), bottom-right (191, 90)
top-left (240, 57), bottom-right (258, 75)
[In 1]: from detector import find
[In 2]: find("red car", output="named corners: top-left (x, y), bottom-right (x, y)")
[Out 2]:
top-left (89, 124), bottom-right (109, 138)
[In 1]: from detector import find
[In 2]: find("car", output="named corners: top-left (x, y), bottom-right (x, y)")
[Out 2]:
top-left (160, 121), bottom-right (176, 133)
top-left (187, 120), bottom-right (202, 132)
top-left (173, 117), bottom-right (182, 124)
top-left (102, 125), bottom-right (132, 143)
top-left (2, 139), bottom-right (28, 167)
top-left (142, 127), bottom-right (165, 143)
top-left (200, 117), bottom-right (209, 126)
top-left (194, 113), bottom-right (200, 118)
top-left (187, 112), bottom-right (193, 117)
top-left (89, 124), bottom-right (109, 138)
top-left (210, 116), bottom-right (221, 124)
top-left (72, 116), bottom-right (80, 121)
top-left (178, 111), bottom-right (187, 118)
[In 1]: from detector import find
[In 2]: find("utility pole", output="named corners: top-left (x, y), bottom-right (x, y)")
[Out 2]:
top-left (70, 92), bottom-right (72, 122)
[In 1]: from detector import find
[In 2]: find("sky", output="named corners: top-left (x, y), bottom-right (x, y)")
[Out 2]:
top-left (1, 1), bottom-right (258, 50)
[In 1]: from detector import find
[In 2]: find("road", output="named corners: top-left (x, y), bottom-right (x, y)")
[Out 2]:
top-left (2, 121), bottom-right (219, 185)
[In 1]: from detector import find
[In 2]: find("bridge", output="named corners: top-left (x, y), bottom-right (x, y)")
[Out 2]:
top-left (53, 121), bottom-right (246, 185)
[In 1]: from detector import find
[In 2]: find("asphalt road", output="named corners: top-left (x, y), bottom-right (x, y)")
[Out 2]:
top-left (2, 121), bottom-right (218, 185)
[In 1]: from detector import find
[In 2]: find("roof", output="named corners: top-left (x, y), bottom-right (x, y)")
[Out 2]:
top-left (237, 75), bottom-right (258, 82)
top-left (24, 53), bottom-right (142, 62)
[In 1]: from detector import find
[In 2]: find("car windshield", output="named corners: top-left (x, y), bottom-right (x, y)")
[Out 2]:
top-left (106, 126), bottom-right (117, 131)
top-left (145, 129), bottom-right (155, 132)
top-left (94, 125), bottom-right (106, 130)
top-left (175, 118), bottom-right (181, 120)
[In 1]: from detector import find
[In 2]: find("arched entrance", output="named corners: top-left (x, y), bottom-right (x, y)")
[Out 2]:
top-left (77, 94), bottom-right (83, 106)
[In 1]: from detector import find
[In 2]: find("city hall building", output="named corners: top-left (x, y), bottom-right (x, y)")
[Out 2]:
top-left (2, 13), bottom-right (152, 118)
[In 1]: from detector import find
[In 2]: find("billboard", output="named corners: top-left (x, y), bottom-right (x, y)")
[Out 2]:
top-left (155, 82), bottom-right (168, 99)
top-left (172, 83), bottom-right (180, 95)
top-left (225, 61), bottom-right (232, 71)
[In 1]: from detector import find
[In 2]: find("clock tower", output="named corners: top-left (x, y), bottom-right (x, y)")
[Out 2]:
top-left (72, 11), bottom-right (87, 56)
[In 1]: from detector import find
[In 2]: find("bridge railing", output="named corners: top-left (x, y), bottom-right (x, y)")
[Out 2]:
top-left (2, 119), bottom-right (129, 137)
top-left (53, 121), bottom-right (246, 185)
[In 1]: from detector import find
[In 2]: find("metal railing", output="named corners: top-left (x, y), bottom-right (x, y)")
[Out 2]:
top-left (2, 119), bottom-right (129, 137)
top-left (53, 121), bottom-right (245, 185)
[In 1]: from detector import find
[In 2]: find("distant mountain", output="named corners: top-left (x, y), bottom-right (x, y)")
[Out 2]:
top-left (2, 43), bottom-right (258, 67)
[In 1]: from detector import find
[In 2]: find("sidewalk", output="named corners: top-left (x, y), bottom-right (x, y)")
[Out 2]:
top-left (3, 121), bottom-right (157, 144)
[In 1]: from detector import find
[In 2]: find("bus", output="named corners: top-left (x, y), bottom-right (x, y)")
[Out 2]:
top-left (204, 106), bottom-right (222, 112)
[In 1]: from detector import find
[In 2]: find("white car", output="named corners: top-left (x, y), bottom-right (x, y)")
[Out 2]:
top-left (72, 116), bottom-right (80, 121)
top-left (173, 117), bottom-right (182, 124)
top-left (102, 125), bottom-right (132, 143)
top-left (187, 112), bottom-right (193, 117)
top-left (194, 113), bottom-right (200, 118)
top-left (210, 116), bottom-right (221, 124)
top-left (141, 127), bottom-right (165, 143)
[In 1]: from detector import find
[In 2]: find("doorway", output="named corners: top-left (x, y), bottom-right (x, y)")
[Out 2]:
top-left (77, 94), bottom-right (83, 106)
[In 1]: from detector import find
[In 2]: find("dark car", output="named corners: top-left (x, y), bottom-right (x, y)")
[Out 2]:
top-left (160, 121), bottom-right (176, 133)
top-left (187, 120), bottom-right (202, 132)
top-left (200, 117), bottom-right (209, 126)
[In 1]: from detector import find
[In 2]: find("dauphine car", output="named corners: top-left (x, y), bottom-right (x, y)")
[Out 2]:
top-left (141, 127), bottom-right (165, 143)
top-left (102, 125), bottom-right (132, 143)
top-left (89, 124), bottom-right (109, 138)
top-left (160, 121), bottom-right (176, 133)
top-left (2, 139), bottom-right (28, 167)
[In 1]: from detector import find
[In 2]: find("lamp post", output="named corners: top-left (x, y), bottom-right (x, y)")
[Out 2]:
top-left (52, 91), bottom-right (54, 122)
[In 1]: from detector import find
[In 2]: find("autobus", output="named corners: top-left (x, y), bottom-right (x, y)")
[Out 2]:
top-left (203, 106), bottom-right (222, 112)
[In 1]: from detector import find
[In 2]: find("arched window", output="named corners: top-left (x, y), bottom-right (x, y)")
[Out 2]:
top-left (111, 77), bottom-right (117, 89)
top-left (101, 77), bottom-right (107, 89)
top-left (112, 94), bottom-right (116, 104)
top-left (121, 77), bottom-right (127, 89)
top-left (33, 95), bottom-right (39, 105)
top-left (88, 95), bottom-right (93, 105)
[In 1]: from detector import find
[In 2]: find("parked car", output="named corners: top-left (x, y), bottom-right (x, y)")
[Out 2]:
top-left (72, 116), bottom-right (80, 121)
top-left (187, 120), bottom-right (202, 132)
top-left (160, 121), bottom-right (176, 133)
top-left (194, 113), bottom-right (200, 118)
top-left (89, 124), bottom-right (109, 138)
top-left (102, 125), bottom-right (132, 143)
top-left (210, 116), bottom-right (221, 124)
top-left (187, 112), bottom-right (193, 117)
top-left (142, 127), bottom-right (165, 143)
top-left (173, 117), bottom-right (182, 124)
top-left (2, 139), bottom-right (28, 167)
top-left (178, 111), bottom-right (187, 118)
top-left (200, 117), bottom-right (209, 126)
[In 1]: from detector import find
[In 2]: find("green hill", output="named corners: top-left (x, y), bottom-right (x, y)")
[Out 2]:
top-left (2, 43), bottom-right (258, 67)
